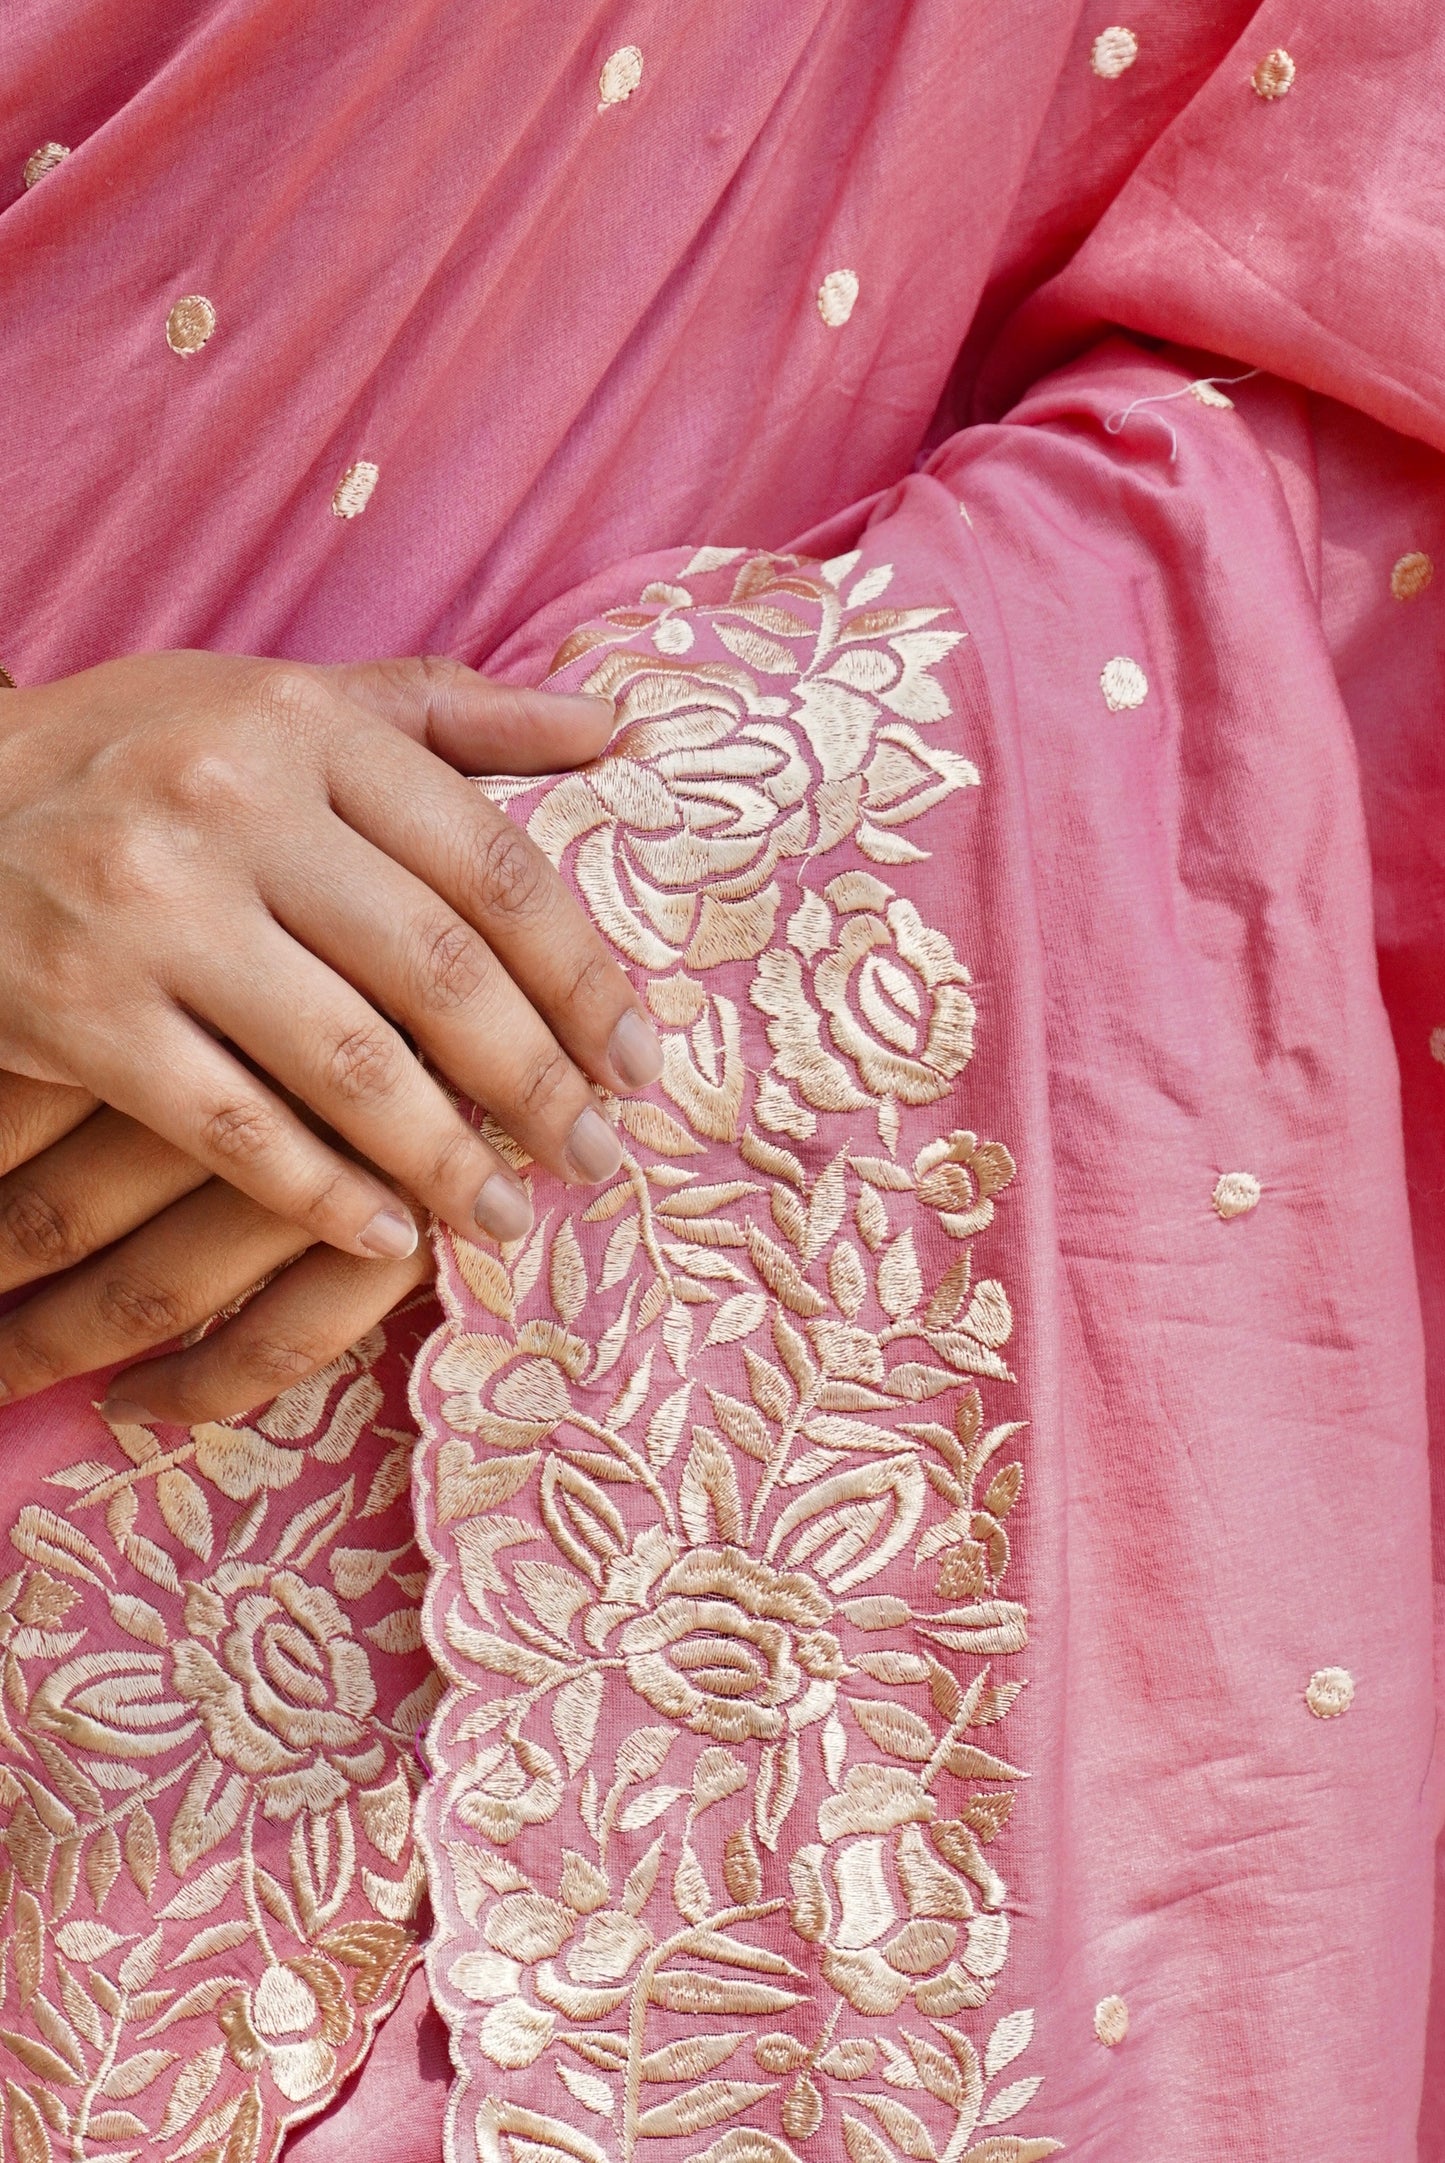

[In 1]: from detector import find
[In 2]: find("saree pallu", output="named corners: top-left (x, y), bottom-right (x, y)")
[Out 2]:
top-left (3, 3), bottom-right (1445, 2160)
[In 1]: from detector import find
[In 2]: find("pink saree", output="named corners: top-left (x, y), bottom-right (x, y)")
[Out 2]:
top-left (4, 3), bottom-right (1445, 2160)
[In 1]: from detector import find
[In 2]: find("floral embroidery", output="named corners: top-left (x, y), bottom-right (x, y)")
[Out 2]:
top-left (414, 549), bottom-right (1058, 2163)
top-left (0, 1316), bottom-right (439, 2163)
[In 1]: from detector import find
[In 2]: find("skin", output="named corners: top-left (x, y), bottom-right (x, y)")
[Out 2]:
top-left (0, 651), bottom-right (662, 1422)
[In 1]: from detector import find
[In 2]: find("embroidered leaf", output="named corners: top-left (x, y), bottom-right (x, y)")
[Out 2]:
top-left (556, 2062), bottom-right (615, 2117)
top-left (740, 1131), bottom-right (806, 1188)
top-left (618, 1101), bottom-right (706, 1156)
top-left (645, 1383), bottom-right (693, 1470)
top-left (859, 2096), bottom-right (936, 2158)
top-left (978, 2080), bottom-right (1043, 2129)
top-left (600, 1213), bottom-right (642, 1291)
top-left (877, 1231), bottom-right (923, 1320)
top-left (705, 1294), bottom-right (767, 1349)
top-left (0, 2032), bottom-right (81, 2085)
top-left (617, 1784), bottom-right (687, 1832)
top-left (678, 1429), bottom-right (744, 1546)
top-left (744, 1225), bottom-right (826, 1317)
top-left (101, 2050), bottom-right (177, 2100)
top-left (708, 1389), bottom-right (773, 1461)
top-left (552, 1672), bottom-right (604, 1776)
top-left (550, 1218), bottom-right (589, 1323)
top-left (984, 2009), bottom-right (1034, 2081)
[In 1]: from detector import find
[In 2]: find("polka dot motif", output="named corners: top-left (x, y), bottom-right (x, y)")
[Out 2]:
top-left (22, 142), bottom-right (69, 189)
top-left (332, 461), bottom-right (380, 519)
top-left (1252, 49), bottom-right (1296, 99)
top-left (1090, 27), bottom-right (1139, 80)
top-left (1095, 1995), bottom-right (1129, 2046)
top-left (1305, 1667), bottom-right (1354, 1719)
top-left (817, 269), bottom-right (860, 328)
top-left (598, 46), bottom-right (643, 108)
top-left (165, 295), bottom-right (216, 356)
top-left (1100, 656), bottom-right (1148, 711)
top-left (1212, 1171), bottom-right (1261, 1220)
top-left (1391, 551), bottom-right (1434, 601)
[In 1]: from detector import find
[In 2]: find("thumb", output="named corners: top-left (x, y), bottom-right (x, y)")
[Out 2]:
top-left (320, 655), bottom-right (615, 775)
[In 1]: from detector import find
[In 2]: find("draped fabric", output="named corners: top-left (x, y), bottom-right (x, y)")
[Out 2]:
top-left (4, 4), bottom-right (1445, 2161)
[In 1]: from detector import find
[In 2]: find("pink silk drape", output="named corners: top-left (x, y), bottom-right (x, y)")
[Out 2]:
top-left (4, 2), bottom-right (1445, 2159)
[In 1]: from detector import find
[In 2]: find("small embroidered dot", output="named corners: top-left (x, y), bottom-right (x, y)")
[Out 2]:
top-left (817, 269), bottom-right (860, 329)
top-left (1212, 1171), bottom-right (1261, 1220)
top-left (1431, 1027), bottom-right (1445, 1066)
top-left (1094, 1996), bottom-right (1129, 2047)
top-left (598, 45), bottom-right (643, 108)
top-left (22, 142), bottom-right (70, 189)
top-left (1391, 551), bottom-right (1434, 601)
top-left (332, 461), bottom-right (380, 519)
top-left (652, 617), bottom-right (694, 656)
top-left (1305, 1667), bottom-right (1354, 1719)
top-left (165, 294), bottom-right (216, 356)
top-left (1100, 656), bottom-right (1148, 711)
top-left (1090, 27), bottom-right (1139, 79)
top-left (1252, 48), bottom-right (1296, 99)
top-left (1188, 379), bottom-right (1234, 409)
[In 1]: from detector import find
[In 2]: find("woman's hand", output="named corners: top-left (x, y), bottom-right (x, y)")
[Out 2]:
top-left (0, 1071), bottom-right (434, 1423)
top-left (0, 650), bottom-right (662, 1262)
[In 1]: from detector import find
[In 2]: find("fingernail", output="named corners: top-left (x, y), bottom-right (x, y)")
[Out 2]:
top-left (359, 1207), bottom-right (419, 1259)
top-left (565, 1105), bottom-right (623, 1184)
top-left (609, 1008), bottom-right (664, 1090)
top-left (474, 1171), bottom-right (533, 1242)
top-left (101, 1396), bottom-right (156, 1426)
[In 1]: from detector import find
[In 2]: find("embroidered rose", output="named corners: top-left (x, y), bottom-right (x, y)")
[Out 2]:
top-left (645, 976), bottom-right (747, 1142)
top-left (224, 1955), bottom-right (356, 2104)
top-left (456, 1736), bottom-right (563, 1844)
top-left (610, 1548), bottom-right (841, 1744)
top-left (914, 1129), bottom-right (1017, 1240)
top-left (754, 872), bottom-right (975, 1115)
top-left (173, 1570), bottom-right (384, 1818)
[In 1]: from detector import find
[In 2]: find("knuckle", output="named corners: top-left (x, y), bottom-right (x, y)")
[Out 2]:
top-left (199, 1099), bottom-right (278, 1169)
top-left (0, 1321), bottom-right (67, 1392)
top-left (471, 820), bottom-right (547, 921)
top-left (165, 749), bottom-right (253, 824)
top-left (94, 1272), bottom-right (190, 1344)
top-left (0, 1185), bottom-right (83, 1271)
top-left (235, 1329), bottom-right (326, 1389)
top-left (514, 1042), bottom-right (574, 1124)
top-left (250, 661), bottom-right (330, 740)
top-left (560, 947), bottom-right (614, 1013)
top-left (423, 1125), bottom-right (481, 1195)
top-left (413, 918), bottom-right (489, 1012)
top-left (321, 1022), bottom-right (404, 1106)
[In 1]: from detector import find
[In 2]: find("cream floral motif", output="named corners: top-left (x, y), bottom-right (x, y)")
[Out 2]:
top-left (414, 548), bottom-right (1058, 2163)
top-left (0, 1322), bottom-right (440, 2163)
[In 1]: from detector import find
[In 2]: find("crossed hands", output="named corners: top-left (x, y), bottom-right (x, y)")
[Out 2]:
top-left (0, 650), bottom-right (661, 1425)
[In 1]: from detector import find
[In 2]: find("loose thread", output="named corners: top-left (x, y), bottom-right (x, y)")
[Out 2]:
top-left (1102, 370), bottom-right (1260, 460)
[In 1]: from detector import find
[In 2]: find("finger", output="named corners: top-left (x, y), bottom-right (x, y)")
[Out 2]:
top-left (77, 1003), bottom-right (427, 1258)
top-left (105, 1238), bottom-right (433, 1427)
top-left (319, 654), bottom-right (614, 776)
top-left (0, 1072), bottom-right (98, 1178)
top-left (189, 918), bottom-right (541, 1236)
top-left (0, 1179), bottom-right (312, 1407)
top-left (267, 829), bottom-right (627, 1190)
top-left (0, 1108), bottom-right (209, 1294)
top-left (324, 726), bottom-right (663, 1097)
